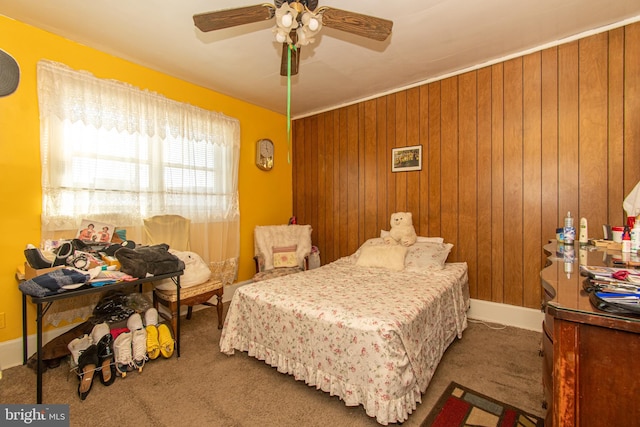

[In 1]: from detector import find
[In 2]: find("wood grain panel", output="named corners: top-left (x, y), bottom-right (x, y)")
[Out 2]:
top-left (322, 111), bottom-right (335, 261)
top-left (376, 98), bottom-right (389, 235)
top-left (293, 119), bottom-right (305, 222)
top-left (476, 67), bottom-right (492, 300)
top-left (491, 63), bottom-right (505, 303)
top-left (625, 24), bottom-right (640, 204)
top-left (406, 88), bottom-right (421, 224)
top-left (428, 82), bottom-right (442, 238)
top-left (558, 41), bottom-right (579, 230)
top-left (523, 52), bottom-right (542, 308)
top-left (579, 33), bottom-right (609, 233)
top-left (364, 100), bottom-right (378, 240)
top-left (347, 105), bottom-right (359, 255)
top-left (307, 116), bottom-right (318, 242)
top-left (541, 47), bottom-right (559, 247)
top-left (458, 71), bottom-right (478, 298)
top-left (332, 110), bottom-right (341, 259)
top-left (358, 104), bottom-right (366, 245)
top-left (419, 85), bottom-right (430, 236)
top-left (386, 95), bottom-right (397, 227)
top-left (503, 58), bottom-right (524, 306)
top-left (608, 28), bottom-right (625, 228)
top-left (291, 21), bottom-right (640, 311)
top-left (394, 91), bottom-right (408, 213)
top-left (316, 113), bottom-right (327, 255)
top-left (440, 77), bottom-right (459, 259)
top-left (338, 108), bottom-right (349, 258)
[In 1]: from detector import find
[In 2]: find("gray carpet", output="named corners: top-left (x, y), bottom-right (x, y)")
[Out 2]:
top-left (0, 304), bottom-right (544, 426)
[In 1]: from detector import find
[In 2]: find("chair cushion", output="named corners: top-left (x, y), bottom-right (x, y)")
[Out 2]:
top-left (154, 279), bottom-right (222, 303)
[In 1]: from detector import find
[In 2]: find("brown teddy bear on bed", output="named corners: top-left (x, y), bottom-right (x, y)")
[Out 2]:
top-left (384, 212), bottom-right (418, 247)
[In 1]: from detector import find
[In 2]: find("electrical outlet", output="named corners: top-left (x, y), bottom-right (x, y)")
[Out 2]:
top-left (0, 312), bottom-right (5, 329)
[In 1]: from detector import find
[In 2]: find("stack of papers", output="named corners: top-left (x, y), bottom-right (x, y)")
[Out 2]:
top-left (582, 265), bottom-right (640, 305)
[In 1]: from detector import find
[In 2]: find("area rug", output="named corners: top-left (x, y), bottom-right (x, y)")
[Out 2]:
top-left (422, 382), bottom-right (544, 427)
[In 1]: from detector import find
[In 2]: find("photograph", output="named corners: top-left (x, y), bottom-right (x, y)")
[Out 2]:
top-left (392, 145), bottom-right (422, 172)
top-left (76, 219), bottom-right (116, 243)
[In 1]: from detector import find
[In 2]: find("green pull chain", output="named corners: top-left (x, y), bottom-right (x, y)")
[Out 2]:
top-left (287, 44), bottom-right (294, 164)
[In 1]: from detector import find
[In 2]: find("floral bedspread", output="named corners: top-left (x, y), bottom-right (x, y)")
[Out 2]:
top-left (219, 258), bottom-right (469, 425)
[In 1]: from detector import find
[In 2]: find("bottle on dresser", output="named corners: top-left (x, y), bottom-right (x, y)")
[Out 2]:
top-left (631, 216), bottom-right (640, 253)
top-left (563, 212), bottom-right (575, 245)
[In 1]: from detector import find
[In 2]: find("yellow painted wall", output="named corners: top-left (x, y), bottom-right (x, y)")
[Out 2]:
top-left (0, 15), bottom-right (292, 342)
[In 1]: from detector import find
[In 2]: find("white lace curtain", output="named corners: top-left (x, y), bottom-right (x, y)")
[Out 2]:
top-left (36, 60), bottom-right (240, 324)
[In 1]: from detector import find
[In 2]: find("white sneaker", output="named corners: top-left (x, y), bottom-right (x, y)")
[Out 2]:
top-left (144, 308), bottom-right (159, 327)
top-left (67, 334), bottom-right (93, 367)
top-left (127, 313), bottom-right (144, 331)
top-left (131, 328), bottom-right (148, 372)
top-left (113, 332), bottom-right (133, 378)
top-left (90, 322), bottom-right (110, 344)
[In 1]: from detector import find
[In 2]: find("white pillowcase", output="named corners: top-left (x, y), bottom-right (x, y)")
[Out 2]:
top-left (154, 250), bottom-right (211, 290)
top-left (355, 243), bottom-right (408, 271)
top-left (380, 230), bottom-right (444, 243)
top-left (404, 241), bottom-right (453, 272)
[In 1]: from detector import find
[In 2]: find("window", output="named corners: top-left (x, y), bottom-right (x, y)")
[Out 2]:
top-left (37, 60), bottom-right (240, 277)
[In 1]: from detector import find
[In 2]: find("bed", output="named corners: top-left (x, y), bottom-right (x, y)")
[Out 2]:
top-left (219, 238), bottom-right (469, 425)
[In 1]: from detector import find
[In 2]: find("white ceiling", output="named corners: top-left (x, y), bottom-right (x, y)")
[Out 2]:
top-left (1, 0), bottom-right (639, 118)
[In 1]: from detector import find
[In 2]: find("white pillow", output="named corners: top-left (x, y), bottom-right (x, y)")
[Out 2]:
top-left (355, 244), bottom-right (408, 271)
top-left (154, 250), bottom-right (211, 290)
top-left (380, 230), bottom-right (444, 243)
top-left (350, 238), bottom-right (385, 262)
top-left (404, 241), bottom-right (453, 272)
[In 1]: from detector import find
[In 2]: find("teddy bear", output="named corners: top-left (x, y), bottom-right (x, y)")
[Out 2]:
top-left (383, 212), bottom-right (418, 247)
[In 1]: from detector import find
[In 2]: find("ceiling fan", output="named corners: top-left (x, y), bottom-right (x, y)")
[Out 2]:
top-left (193, 1), bottom-right (393, 76)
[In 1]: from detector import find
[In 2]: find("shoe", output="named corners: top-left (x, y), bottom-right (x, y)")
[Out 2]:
top-left (144, 308), bottom-right (159, 327)
top-left (158, 323), bottom-right (174, 359)
top-left (52, 242), bottom-right (73, 267)
top-left (145, 325), bottom-right (160, 360)
top-left (24, 245), bottom-right (54, 269)
top-left (131, 328), bottom-right (148, 372)
top-left (67, 334), bottom-right (93, 368)
top-left (96, 333), bottom-right (116, 386)
top-left (127, 313), bottom-right (144, 331)
top-left (127, 313), bottom-right (147, 371)
top-left (76, 344), bottom-right (98, 400)
top-left (90, 322), bottom-right (110, 344)
top-left (113, 332), bottom-right (133, 378)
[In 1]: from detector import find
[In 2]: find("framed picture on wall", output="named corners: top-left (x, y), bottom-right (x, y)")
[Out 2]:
top-left (392, 145), bottom-right (422, 172)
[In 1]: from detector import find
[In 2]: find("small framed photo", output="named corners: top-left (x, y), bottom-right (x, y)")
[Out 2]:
top-left (392, 145), bottom-right (422, 172)
top-left (76, 219), bottom-right (116, 243)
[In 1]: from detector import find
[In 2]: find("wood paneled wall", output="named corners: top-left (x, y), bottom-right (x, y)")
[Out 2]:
top-left (291, 22), bottom-right (640, 309)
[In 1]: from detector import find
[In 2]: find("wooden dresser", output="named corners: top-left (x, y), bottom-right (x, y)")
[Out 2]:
top-left (541, 242), bottom-right (640, 427)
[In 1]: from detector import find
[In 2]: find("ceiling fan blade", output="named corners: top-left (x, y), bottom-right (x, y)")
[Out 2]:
top-left (194, 4), bottom-right (276, 32)
top-left (280, 32), bottom-right (300, 76)
top-left (320, 7), bottom-right (393, 41)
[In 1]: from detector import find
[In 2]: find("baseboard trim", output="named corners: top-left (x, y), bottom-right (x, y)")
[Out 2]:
top-left (0, 289), bottom-right (539, 372)
top-left (468, 299), bottom-right (543, 332)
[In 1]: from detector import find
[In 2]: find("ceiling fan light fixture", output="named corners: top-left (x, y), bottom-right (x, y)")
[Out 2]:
top-left (295, 9), bottom-right (322, 46)
top-left (275, 3), bottom-right (299, 30)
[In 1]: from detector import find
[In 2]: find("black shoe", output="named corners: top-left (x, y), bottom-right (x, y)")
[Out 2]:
top-left (77, 344), bottom-right (99, 400)
top-left (71, 239), bottom-right (90, 252)
top-left (24, 247), bottom-right (54, 269)
top-left (103, 240), bottom-right (136, 256)
top-left (96, 334), bottom-right (116, 386)
top-left (53, 242), bottom-right (73, 267)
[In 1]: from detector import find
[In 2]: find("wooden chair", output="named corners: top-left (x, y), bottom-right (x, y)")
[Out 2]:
top-left (144, 215), bottom-right (224, 334)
